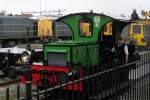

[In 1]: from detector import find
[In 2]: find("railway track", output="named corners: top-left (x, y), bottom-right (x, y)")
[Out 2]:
top-left (0, 71), bottom-right (19, 87)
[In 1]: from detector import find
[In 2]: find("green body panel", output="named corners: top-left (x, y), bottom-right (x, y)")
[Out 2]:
top-left (44, 45), bottom-right (71, 63)
top-left (44, 41), bottom-right (99, 68)
top-left (72, 44), bottom-right (99, 67)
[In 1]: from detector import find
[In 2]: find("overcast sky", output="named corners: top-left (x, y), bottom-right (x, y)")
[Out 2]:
top-left (0, 0), bottom-right (149, 18)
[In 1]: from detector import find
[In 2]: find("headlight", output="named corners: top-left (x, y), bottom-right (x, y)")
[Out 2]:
top-left (21, 51), bottom-right (31, 63)
top-left (141, 38), bottom-right (145, 42)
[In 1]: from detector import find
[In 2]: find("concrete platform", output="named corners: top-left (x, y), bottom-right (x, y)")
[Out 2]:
top-left (17, 44), bottom-right (43, 50)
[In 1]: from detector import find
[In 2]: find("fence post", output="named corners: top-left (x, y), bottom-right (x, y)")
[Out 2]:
top-left (6, 88), bottom-right (9, 100)
top-left (114, 58), bottom-right (119, 99)
top-left (25, 72), bottom-right (32, 100)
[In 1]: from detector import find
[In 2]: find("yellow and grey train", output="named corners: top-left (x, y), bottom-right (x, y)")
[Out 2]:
top-left (0, 16), bottom-right (72, 47)
top-left (122, 19), bottom-right (150, 47)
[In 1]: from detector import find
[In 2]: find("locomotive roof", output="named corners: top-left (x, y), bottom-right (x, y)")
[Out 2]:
top-left (55, 12), bottom-right (132, 43)
top-left (56, 12), bottom-right (115, 21)
top-left (56, 12), bottom-right (132, 23)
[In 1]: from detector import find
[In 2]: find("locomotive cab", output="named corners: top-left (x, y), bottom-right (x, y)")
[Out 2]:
top-left (43, 13), bottom-right (113, 69)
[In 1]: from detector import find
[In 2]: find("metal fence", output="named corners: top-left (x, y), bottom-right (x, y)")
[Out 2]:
top-left (1, 51), bottom-right (150, 100)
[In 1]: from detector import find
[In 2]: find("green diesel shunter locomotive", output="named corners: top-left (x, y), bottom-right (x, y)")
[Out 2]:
top-left (14, 12), bottom-right (134, 100)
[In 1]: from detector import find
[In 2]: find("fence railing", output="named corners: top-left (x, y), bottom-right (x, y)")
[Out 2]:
top-left (1, 51), bottom-right (150, 100)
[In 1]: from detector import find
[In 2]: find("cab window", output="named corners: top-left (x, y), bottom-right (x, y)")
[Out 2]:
top-left (103, 22), bottom-right (112, 35)
top-left (133, 25), bottom-right (141, 34)
top-left (80, 20), bottom-right (92, 36)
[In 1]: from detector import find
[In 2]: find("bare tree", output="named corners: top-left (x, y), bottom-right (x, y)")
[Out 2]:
top-left (0, 10), bottom-right (6, 16)
top-left (7, 13), bottom-right (13, 16)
